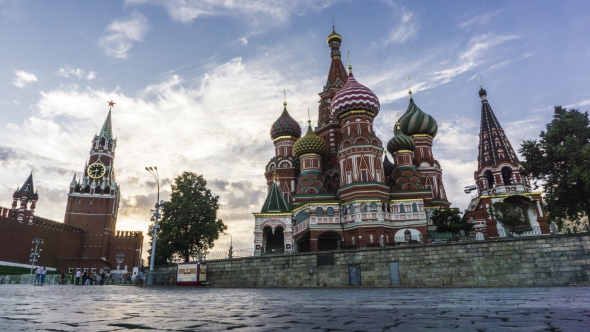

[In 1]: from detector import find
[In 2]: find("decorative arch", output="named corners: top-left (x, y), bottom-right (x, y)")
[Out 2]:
top-left (259, 218), bottom-right (287, 232)
top-left (353, 137), bottom-right (369, 145)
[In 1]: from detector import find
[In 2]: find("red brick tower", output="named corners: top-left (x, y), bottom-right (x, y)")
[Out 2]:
top-left (64, 106), bottom-right (120, 261)
top-left (465, 86), bottom-right (549, 238)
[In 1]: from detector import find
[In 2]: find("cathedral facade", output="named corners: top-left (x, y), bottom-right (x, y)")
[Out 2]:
top-left (253, 29), bottom-right (451, 253)
top-left (0, 107), bottom-right (143, 275)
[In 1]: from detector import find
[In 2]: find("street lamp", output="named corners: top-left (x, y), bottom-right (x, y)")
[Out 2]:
top-left (115, 252), bottom-right (125, 283)
top-left (145, 166), bottom-right (166, 285)
top-left (29, 238), bottom-right (43, 284)
top-left (224, 233), bottom-right (233, 259)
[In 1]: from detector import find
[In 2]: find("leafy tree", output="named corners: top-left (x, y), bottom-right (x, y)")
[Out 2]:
top-left (488, 201), bottom-right (530, 235)
top-left (156, 172), bottom-right (227, 263)
top-left (519, 106), bottom-right (590, 230)
top-left (431, 208), bottom-right (474, 241)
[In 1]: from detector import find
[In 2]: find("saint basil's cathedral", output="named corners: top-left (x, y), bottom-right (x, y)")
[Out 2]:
top-left (253, 28), bottom-right (549, 253)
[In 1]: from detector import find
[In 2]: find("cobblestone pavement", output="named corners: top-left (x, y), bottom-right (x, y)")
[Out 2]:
top-left (1, 285), bottom-right (590, 331)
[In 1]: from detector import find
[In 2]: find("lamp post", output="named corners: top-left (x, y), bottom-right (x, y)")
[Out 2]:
top-left (29, 238), bottom-right (43, 284)
top-left (224, 233), bottom-right (233, 259)
top-left (115, 252), bottom-right (124, 283)
top-left (145, 166), bottom-right (166, 285)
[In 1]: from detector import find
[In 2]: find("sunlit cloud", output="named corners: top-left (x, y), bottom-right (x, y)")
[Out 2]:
top-left (13, 70), bottom-right (38, 88)
top-left (99, 12), bottom-right (149, 59)
top-left (57, 67), bottom-right (97, 80)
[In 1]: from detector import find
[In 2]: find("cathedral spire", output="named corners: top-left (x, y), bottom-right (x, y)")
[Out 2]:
top-left (17, 172), bottom-right (35, 193)
top-left (318, 25), bottom-right (348, 127)
top-left (477, 87), bottom-right (518, 169)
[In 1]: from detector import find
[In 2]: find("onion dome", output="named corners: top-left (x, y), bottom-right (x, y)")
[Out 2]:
top-left (270, 102), bottom-right (302, 140)
top-left (383, 154), bottom-right (396, 176)
top-left (387, 124), bottom-right (416, 154)
top-left (293, 122), bottom-right (329, 157)
top-left (331, 66), bottom-right (380, 119)
top-left (479, 87), bottom-right (487, 97)
top-left (398, 92), bottom-right (438, 138)
top-left (327, 26), bottom-right (342, 45)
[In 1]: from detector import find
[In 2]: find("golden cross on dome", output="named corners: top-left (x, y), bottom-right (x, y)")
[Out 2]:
top-left (107, 100), bottom-right (116, 108)
top-left (478, 76), bottom-right (482, 88)
top-left (407, 76), bottom-right (412, 96)
top-left (283, 89), bottom-right (287, 107)
top-left (308, 108), bottom-right (312, 125)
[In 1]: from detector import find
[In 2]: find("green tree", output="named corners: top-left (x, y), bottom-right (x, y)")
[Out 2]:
top-left (431, 208), bottom-right (474, 241)
top-left (156, 172), bottom-right (227, 262)
top-left (488, 201), bottom-right (530, 235)
top-left (519, 106), bottom-right (590, 230)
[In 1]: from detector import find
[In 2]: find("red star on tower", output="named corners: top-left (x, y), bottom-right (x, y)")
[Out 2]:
top-left (107, 100), bottom-right (116, 108)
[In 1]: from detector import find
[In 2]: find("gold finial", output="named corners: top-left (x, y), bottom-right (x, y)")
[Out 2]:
top-left (283, 89), bottom-right (287, 107)
top-left (273, 169), bottom-right (279, 182)
top-left (407, 76), bottom-right (412, 97)
top-left (478, 76), bottom-right (482, 89)
top-left (308, 108), bottom-right (311, 126)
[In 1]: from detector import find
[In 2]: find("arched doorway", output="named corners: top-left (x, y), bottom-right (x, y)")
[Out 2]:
top-left (317, 232), bottom-right (341, 251)
top-left (501, 166), bottom-right (513, 185)
top-left (484, 170), bottom-right (495, 188)
top-left (263, 226), bottom-right (284, 253)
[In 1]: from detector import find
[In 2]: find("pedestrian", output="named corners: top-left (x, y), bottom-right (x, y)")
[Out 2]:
top-left (0, 275), bottom-right (3, 284)
top-left (100, 271), bottom-right (105, 286)
top-left (140, 271), bottom-right (147, 288)
top-left (75, 269), bottom-right (81, 285)
top-left (5, 275), bottom-right (10, 284)
top-left (60, 272), bottom-right (65, 285)
top-left (40, 267), bottom-right (47, 286)
top-left (34, 266), bottom-right (41, 286)
top-left (82, 271), bottom-right (87, 285)
top-left (85, 273), bottom-right (91, 285)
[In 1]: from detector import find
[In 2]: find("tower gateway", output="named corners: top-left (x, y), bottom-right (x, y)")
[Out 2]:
top-left (253, 28), bottom-right (451, 253)
top-left (60, 105), bottom-right (143, 273)
top-left (464, 87), bottom-right (549, 238)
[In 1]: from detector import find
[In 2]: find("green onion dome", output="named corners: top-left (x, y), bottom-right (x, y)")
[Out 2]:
top-left (387, 124), bottom-right (416, 154)
top-left (270, 102), bottom-right (302, 140)
top-left (479, 87), bottom-right (487, 97)
top-left (293, 122), bottom-right (329, 157)
top-left (398, 93), bottom-right (438, 138)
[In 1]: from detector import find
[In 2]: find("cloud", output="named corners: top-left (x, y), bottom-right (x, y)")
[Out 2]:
top-left (237, 37), bottom-right (248, 45)
top-left (13, 70), bottom-right (38, 88)
top-left (458, 10), bottom-right (502, 29)
top-left (99, 12), bottom-right (149, 59)
top-left (384, 7), bottom-right (418, 46)
top-left (57, 67), bottom-right (97, 80)
top-left (127, 0), bottom-right (336, 25)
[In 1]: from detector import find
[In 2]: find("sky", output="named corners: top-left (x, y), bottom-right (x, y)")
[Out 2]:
top-left (1, 0), bottom-right (589, 255)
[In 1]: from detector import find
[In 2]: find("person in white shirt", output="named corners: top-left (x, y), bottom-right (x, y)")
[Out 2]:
top-left (34, 267), bottom-right (41, 286)
top-left (40, 267), bottom-right (47, 286)
top-left (75, 270), bottom-right (81, 285)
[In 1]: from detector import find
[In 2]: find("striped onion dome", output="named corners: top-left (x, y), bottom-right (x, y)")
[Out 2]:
top-left (293, 122), bottom-right (329, 157)
top-left (398, 94), bottom-right (438, 138)
top-left (331, 67), bottom-right (380, 118)
top-left (270, 102), bottom-right (302, 140)
top-left (387, 124), bottom-right (416, 154)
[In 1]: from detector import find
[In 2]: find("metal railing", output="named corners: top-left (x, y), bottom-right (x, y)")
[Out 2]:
top-left (497, 225), bottom-right (550, 238)
top-left (0, 274), bottom-right (73, 285)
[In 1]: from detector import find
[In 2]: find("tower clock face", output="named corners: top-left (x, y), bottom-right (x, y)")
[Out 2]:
top-left (87, 163), bottom-right (106, 179)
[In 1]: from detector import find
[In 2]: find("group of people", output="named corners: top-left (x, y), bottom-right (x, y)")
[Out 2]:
top-left (33, 266), bottom-right (47, 286)
top-left (74, 269), bottom-right (110, 285)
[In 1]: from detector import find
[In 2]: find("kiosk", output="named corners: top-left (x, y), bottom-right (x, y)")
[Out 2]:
top-left (176, 262), bottom-right (208, 286)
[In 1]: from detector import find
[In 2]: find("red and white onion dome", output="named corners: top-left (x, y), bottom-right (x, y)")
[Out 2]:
top-left (331, 66), bottom-right (380, 119)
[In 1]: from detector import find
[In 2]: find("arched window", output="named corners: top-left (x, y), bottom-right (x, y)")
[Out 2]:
top-left (412, 203), bottom-right (418, 212)
top-left (399, 204), bottom-right (406, 213)
top-left (501, 167), bottom-right (513, 185)
top-left (484, 170), bottom-right (494, 188)
top-left (95, 187), bottom-right (102, 195)
top-left (316, 207), bottom-right (324, 217)
top-left (349, 204), bottom-right (355, 214)
top-left (77, 199), bottom-right (82, 205)
top-left (99, 137), bottom-right (105, 147)
top-left (327, 207), bottom-right (334, 216)
top-left (369, 202), bottom-right (377, 212)
top-left (333, 173), bottom-right (340, 188)
top-left (342, 206), bottom-right (347, 215)
top-left (84, 185), bottom-right (91, 194)
top-left (104, 186), bottom-right (110, 195)
top-left (360, 203), bottom-right (367, 212)
top-left (89, 200), bottom-right (93, 205)
top-left (357, 124), bottom-right (361, 135)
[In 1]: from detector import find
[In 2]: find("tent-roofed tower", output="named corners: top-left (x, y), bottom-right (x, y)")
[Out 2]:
top-left (315, 26), bottom-right (349, 191)
top-left (12, 172), bottom-right (39, 224)
top-left (465, 86), bottom-right (549, 238)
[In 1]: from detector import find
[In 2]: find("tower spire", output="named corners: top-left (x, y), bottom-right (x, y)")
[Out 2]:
top-left (100, 109), bottom-right (113, 140)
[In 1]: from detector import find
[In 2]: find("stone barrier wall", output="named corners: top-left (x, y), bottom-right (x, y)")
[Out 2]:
top-left (202, 233), bottom-right (590, 287)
